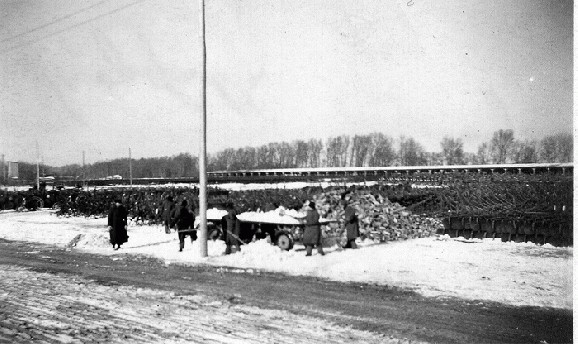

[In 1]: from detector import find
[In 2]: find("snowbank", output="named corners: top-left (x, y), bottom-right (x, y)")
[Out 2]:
top-left (0, 209), bottom-right (572, 310)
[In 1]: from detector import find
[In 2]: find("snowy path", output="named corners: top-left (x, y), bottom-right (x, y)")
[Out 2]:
top-left (0, 210), bottom-right (572, 310)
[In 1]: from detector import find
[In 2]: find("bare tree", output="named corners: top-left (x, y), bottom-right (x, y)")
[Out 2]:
top-left (490, 129), bottom-right (515, 164)
top-left (462, 152), bottom-right (478, 165)
top-left (350, 134), bottom-right (373, 167)
top-left (307, 139), bottom-right (323, 168)
top-left (278, 142), bottom-right (296, 168)
top-left (256, 145), bottom-right (270, 169)
top-left (476, 143), bottom-right (491, 165)
top-left (294, 140), bottom-right (309, 168)
top-left (230, 147), bottom-right (257, 170)
top-left (368, 133), bottom-right (396, 167)
top-left (267, 142), bottom-right (281, 168)
top-left (325, 137), bottom-right (339, 167)
top-left (555, 133), bottom-right (573, 162)
top-left (424, 151), bottom-right (444, 166)
top-left (398, 136), bottom-right (427, 166)
top-left (338, 135), bottom-right (350, 167)
top-left (540, 133), bottom-right (573, 163)
top-left (440, 137), bottom-right (465, 165)
top-left (512, 140), bottom-right (538, 163)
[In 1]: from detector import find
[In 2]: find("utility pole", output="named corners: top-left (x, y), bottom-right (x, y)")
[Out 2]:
top-left (83, 151), bottom-right (86, 191)
top-left (1, 154), bottom-right (4, 185)
top-left (35, 142), bottom-right (40, 190)
top-left (129, 147), bottom-right (133, 187)
top-left (198, 0), bottom-right (208, 257)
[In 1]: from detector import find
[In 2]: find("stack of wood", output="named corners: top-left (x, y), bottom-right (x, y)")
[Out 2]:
top-left (312, 189), bottom-right (442, 243)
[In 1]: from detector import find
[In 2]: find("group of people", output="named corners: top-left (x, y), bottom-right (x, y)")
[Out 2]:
top-left (302, 197), bottom-right (360, 256)
top-left (122, 195), bottom-right (241, 254)
top-left (158, 196), bottom-right (198, 252)
top-left (108, 195), bottom-right (198, 252)
top-left (107, 193), bottom-right (361, 256)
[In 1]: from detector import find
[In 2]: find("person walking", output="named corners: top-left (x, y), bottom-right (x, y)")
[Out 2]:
top-left (222, 203), bottom-right (241, 255)
top-left (302, 201), bottom-right (324, 256)
top-left (108, 198), bottom-right (128, 250)
top-left (343, 199), bottom-right (360, 249)
top-left (160, 195), bottom-right (175, 234)
top-left (174, 200), bottom-right (196, 252)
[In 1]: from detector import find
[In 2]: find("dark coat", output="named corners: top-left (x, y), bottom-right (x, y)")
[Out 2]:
top-left (160, 199), bottom-right (175, 226)
top-left (174, 206), bottom-right (195, 231)
top-left (108, 204), bottom-right (128, 245)
top-left (302, 208), bottom-right (321, 245)
top-left (222, 209), bottom-right (241, 245)
top-left (344, 205), bottom-right (360, 240)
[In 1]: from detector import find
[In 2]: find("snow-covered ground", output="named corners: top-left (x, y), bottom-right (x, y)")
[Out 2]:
top-left (0, 209), bottom-right (572, 310)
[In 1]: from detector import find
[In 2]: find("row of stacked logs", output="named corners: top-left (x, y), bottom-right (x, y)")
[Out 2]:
top-left (310, 189), bottom-right (443, 244)
top-left (439, 216), bottom-right (573, 246)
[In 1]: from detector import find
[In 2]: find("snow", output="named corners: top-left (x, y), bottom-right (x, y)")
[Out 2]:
top-left (0, 209), bottom-right (572, 310)
top-left (0, 180), bottom-right (380, 193)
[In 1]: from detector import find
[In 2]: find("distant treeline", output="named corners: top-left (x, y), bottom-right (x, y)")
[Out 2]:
top-left (5, 130), bottom-right (573, 182)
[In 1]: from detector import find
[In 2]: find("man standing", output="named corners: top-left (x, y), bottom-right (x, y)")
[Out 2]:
top-left (343, 199), bottom-right (360, 249)
top-left (174, 200), bottom-right (196, 252)
top-left (222, 203), bottom-right (241, 255)
top-left (160, 195), bottom-right (175, 234)
top-left (303, 201), bottom-right (324, 256)
top-left (108, 198), bottom-right (128, 250)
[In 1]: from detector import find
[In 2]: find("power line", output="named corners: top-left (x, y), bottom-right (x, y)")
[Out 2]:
top-left (0, 0), bottom-right (147, 56)
top-left (0, 0), bottom-right (113, 45)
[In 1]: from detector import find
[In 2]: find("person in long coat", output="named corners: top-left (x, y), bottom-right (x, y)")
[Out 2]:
top-left (302, 201), bottom-right (324, 256)
top-left (173, 200), bottom-right (196, 252)
top-left (108, 198), bottom-right (128, 250)
top-left (222, 204), bottom-right (241, 254)
top-left (160, 196), bottom-right (175, 234)
top-left (343, 200), bottom-right (360, 249)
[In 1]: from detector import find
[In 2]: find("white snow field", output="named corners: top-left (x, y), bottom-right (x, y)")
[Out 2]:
top-left (0, 209), bottom-right (571, 310)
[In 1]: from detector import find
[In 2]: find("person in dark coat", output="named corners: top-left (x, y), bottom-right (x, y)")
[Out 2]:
top-left (108, 198), bottom-right (128, 250)
top-left (221, 203), bottom-right (241, 255)
top-left (302, 201), bottom-right (324, 256)
top-left (174, 200), bottom-right (196, 252)
top-left (343, 199), bottom-right (360, 249)
top-left (160, 196), bottom-right (175, 234)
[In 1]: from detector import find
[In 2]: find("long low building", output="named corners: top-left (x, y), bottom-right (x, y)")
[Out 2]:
top-left (208, 163), bottom-right (573, 179)
top-left (54, 163), bottom-right (572, 187)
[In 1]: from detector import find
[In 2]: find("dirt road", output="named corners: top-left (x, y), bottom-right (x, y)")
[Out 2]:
top-left (0, 238), bottom-right (571, 343)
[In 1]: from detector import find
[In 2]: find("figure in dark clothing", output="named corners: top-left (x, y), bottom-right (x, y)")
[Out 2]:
top-left (302, 201), bottom-right (324, 256)
top-left (108, 199), bottom-right (128, 250)
top-left (160, 196), bottom-right (175, 234)
top-left (174, 200), bottom-right (196, 252)
top-left (222, 204), bottom-right (241, 255)
top-left (343, 200), bottom-right (360, 249)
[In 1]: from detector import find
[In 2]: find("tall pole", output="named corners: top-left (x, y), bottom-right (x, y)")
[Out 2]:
top-left (129, 147), bottom-right (133, 187)
top-left (198, 0), bottom-right (208, 257)
top-left (83, 151), bottom-right (86, 191)
top-left (1, 154), bottom-right (4, 185)
top-left (35, 141), bottom-right (40, 190)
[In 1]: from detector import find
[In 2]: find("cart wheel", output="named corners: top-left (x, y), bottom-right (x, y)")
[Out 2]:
top-left (26, 196), bottom-right (44, 210)
top-left (208, 227), bottom-right (222, 241)
top-left (276, 233), bottom-right (293, 251)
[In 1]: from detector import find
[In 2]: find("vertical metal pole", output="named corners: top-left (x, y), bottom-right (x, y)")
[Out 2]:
top-left (1, 154), bottom-right (4, 184)
top-left (198, 0), bottom-right (208, 257)
top-left (129, 147), bottom-right (133, 187)
top-left (36, 142), bottom-right (40, 190)
top-left (83, 151), bottom-right (86, 191)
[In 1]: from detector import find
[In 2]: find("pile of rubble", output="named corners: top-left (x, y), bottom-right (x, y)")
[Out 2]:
top-left (312, 189), bottom-right (442, 243)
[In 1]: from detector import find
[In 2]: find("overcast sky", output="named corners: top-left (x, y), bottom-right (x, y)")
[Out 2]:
top-left (0, 0), bottom-right (573, 166)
